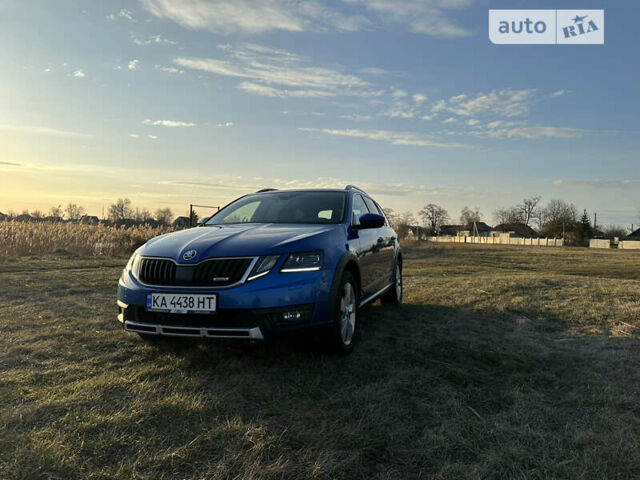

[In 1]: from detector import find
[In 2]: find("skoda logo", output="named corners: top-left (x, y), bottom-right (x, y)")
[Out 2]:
top-left (182, 249), bottom-right (197, 261)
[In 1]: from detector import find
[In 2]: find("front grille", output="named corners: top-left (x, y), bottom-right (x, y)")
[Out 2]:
top-left (193, 258), bottom-right (254, 287)
top-left (137, 257), bottom-right (254, 287)
top-left (139, 258), bottom-right (176, 286)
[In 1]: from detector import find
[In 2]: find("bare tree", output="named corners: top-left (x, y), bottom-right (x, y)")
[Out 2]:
top-left (65, 203), bottom-right (86, 221)
top-left (494, 207), bottom-right (523, 225)
top-left (108, 198), bottom-right (133, 222)
top-left (517, 196), bottom-right (541, 226)
top-left (154, 208), bottom-right (174, 226)
top-left (540, 199), bottom-right (578, 237)
top-left (49, 205), bottom-right (63, 219)
top-left (460, 206), bottom-right (482, 225)
top-left (603, 225), bottom-right (627, 240)
top-left (30, 210), bottom-right (44, 219)
top-left (134, 208), bottom-right (152, 222)
top-left (419, 203), bottom-right (449, 233)
top-left (387, 210), bottom-right (416, 240)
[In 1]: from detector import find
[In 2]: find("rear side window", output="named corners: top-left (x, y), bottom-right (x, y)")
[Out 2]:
top-left (351, 194), bottom-right (369, 225)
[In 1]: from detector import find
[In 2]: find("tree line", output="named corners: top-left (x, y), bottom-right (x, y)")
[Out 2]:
top-left (385, 196), bottom-right (633, 246)
top-left (2, 199), bottom-right (177, 226)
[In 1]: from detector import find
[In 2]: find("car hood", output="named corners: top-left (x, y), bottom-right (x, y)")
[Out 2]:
top-left (141, 223), bottom-right (342, 262)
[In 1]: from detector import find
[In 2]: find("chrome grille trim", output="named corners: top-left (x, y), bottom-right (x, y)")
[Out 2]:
top-left (125, 320), bottom-right (264, 340)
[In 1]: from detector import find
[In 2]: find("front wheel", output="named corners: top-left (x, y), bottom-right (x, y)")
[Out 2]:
top-left (381, 262), bottom-right (402, 306)
top-left (327, 271), bottom-right (359, 354)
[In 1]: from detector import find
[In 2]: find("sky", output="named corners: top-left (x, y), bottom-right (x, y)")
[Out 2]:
top-left (0, 0), bottom-right (638, 227)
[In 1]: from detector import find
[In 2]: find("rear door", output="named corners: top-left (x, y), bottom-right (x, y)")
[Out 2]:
top-left (351, 194), bottom-right (379, 296)
top-left (363, 196), bottom-right (395, 288)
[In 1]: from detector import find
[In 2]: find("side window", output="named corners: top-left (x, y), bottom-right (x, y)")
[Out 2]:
top-left (351, 194), bottom-right (369, 225)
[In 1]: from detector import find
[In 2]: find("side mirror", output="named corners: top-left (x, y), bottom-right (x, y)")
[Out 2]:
top-left (356, 213), bottom-right (385, 229)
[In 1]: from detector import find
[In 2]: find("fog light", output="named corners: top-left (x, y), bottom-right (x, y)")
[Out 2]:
top-left (283, 311), bottom-right (302, 321)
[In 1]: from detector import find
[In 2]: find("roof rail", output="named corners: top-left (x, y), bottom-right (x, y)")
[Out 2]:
top-left (256, 188), bottom-right (278, 193)
top-left (345, 185), bottom-right (366, 194)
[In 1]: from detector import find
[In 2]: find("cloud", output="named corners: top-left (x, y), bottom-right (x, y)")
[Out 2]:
top-left (143, 119), bottom-right (196, 127)
top-left (133, 34), bottom-right (177, 45)
top-left (300, 127), bottom-right (461, 147)
top-left (552, 179), bottom-right (640, 189)
top-left (443, 89), bottom-right (538, 117)
top-left (128, 59), bottom-right (140, 70)
top-left (139, 0), bottom-right (473, 37)
top-left (119, 8), bottom-right (134, 20)
top-left (139, 0), bottom-right (368, 34)
top-left (174, 44), bottom-right (380, 98)
top-left (217, 122), bottom-right (234, 127)
top-left (108, 8), bottom-right (136, 21)
top-left (43, 68), bottom-right (51, 73)
top-left (0, 161), bottom-right (21, 166)
top-left (473, 126), bottom-right (583, 139)
top-left (551, 89), bottom-right (566, 97)
top-left (339, 114), bottom-right (373, 121)
top-left (413, 93), bottom-right (427, 104)
top-left (155, 65), bottom-right (184, 74)
top-left (73, 69), bottom-right (85, 78)
top-left (0, 124), bottom-right (87, 137)
top-left (344, 0), bottom-right (474, 37)
top-left (147, 135), bottom-right (158, 139)
top-left (237, 81), bottom-right (332, 98)
top-left (129, 134), bottom-right (140, 138)
top-left (443, 117), bottom-right (456, 123)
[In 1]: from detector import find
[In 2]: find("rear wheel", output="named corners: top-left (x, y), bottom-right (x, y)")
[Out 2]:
top-left (381, 262), bottom-right (402, 306)
top-left (327, 271), bottom-right (359, 354)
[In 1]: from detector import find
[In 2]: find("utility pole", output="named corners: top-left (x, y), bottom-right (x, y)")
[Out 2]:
top-left (593, 212), bottom-right (597, 230)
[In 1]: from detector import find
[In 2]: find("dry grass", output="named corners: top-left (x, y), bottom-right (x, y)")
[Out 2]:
top-left (0, 221), bottom-right (174, 257)
top-left (1, 242), bottom-right (640, 479)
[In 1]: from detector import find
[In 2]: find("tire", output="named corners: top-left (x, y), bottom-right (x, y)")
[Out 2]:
top-left (326, 271), bottom-right (359, 354)
top-left (381, 262), bottom-right (402, 306)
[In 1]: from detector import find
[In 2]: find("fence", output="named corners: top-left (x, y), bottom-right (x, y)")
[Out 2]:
top-left (430, 234), bottom-right (563, 247)
top-left (589, 239), bottom-right (611, 249)
top-left (619, 240), bottom-right (640, 250)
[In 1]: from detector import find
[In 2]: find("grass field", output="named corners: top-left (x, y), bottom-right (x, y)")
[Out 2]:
top-left (2, 243), bottom-right (640, 479)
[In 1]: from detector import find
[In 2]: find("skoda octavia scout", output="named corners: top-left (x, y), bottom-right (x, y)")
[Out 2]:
top-left (117, 186), bottom-right (402, 353)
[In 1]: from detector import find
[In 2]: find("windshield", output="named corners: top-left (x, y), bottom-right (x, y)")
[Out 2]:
top-left (206, 191), bottom-right (347, 225)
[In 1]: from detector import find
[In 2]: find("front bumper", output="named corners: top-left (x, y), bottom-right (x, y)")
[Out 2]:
top-left (117, 267), bottom-right (333, 339)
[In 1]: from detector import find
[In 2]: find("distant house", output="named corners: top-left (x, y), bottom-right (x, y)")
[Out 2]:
top-left (80, 215), bottom-right (100, 225)
top-left (439, 222), bottom-right (492, 237)
top-left (173, 216), bottom-right (191, 229)
top-left (493, 223), bottom-right (539, 238)
top-left (625, 228), bottom-right (640, 240)
top-left (15, 214), bottom-right (32, 222)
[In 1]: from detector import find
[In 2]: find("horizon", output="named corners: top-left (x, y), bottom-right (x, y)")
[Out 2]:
top-left (1, 1), bottom-right (638, 228)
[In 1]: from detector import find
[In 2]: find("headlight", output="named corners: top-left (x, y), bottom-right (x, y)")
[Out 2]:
top-left (125, 252), bottom-right (141, 277)
top-left (281, 251), bottom-right (323, 272)
top-left (247, 255), bottom-right (280, 281)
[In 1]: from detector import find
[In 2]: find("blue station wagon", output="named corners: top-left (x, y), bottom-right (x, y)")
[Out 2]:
top-left (117, 186), bottom-right (402, 353)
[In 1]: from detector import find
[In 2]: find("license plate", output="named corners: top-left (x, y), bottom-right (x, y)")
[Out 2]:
top-left (146, 293), bottom-right (217, 314)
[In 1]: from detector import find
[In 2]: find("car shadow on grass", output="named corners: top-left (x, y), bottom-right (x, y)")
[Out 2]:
top-left (109, 301), bottom-right (640, 478)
